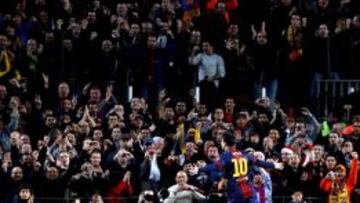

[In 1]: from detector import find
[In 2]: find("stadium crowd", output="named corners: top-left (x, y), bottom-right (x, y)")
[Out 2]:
top-left (0, 0), bottom-right (360, 202)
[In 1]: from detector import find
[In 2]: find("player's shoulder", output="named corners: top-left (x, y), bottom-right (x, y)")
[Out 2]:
top-left (232, 151), bottom-right (242, 157)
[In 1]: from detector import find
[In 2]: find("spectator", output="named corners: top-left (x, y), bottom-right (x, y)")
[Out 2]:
top-left (163, 171), bottom-right (206, 203)
top-left (90, 193), bottom-right (105, 203)
top-left (289, 191), bottom-right (306, 203)
top-left (0, 0), bottom-right (359, 202)
top-left (189, 40), bottom-right (225, 109)
top-left (252, 152), bottom-right (273, 203)
top-left (0, 34), bottom-right (17, 82)
top-left (221, 25), bottom-right (252, 98)
top-left (320, 152), bottom-right (358, 203)
top-left (11, 184), bottom-right (38, 203)
top-left (140, 145), bottom-right (165, 192)
top-left (249, 24), bottom-right (278, 103)
top-left (309, 23), bottom-right (339, 100)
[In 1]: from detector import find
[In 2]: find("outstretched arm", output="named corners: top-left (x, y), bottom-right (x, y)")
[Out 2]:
top-left (346, 152), bottom-right (359, 193)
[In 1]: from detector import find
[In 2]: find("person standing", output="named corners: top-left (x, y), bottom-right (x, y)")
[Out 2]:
top-left (189, 40), bottom-right (225, 110)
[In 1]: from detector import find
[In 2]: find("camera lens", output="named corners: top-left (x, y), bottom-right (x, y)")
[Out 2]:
top-left (144, 194), bottom-right (154, 201)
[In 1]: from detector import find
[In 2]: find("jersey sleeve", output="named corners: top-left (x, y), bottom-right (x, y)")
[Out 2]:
top-left (220, 151), bottom-right (235, 179)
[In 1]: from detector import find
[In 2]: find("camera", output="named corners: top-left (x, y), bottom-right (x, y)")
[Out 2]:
top-left (328, 171), bottom-right (338, 179)
top-left (144, 193), bottom-right (154, 201)
top-left (157, 188), bottom-right (169, 202)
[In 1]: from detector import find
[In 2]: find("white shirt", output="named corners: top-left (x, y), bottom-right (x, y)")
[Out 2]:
top-left (164, 184), bottom-right (206, 203)
top-left (189, 53), bottom-right (225, 87)
top-left (149, 156), bottom-right (161, 181)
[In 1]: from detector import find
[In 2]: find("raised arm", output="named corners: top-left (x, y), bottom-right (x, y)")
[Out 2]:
top-left (346, 152), bottom-right (359, 193)
top-left (189, 52), bottom-right (202, 66)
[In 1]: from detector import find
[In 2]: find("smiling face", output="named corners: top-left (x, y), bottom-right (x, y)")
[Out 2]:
top-left (11, 167), bottom-right (23, 181)
top-left (281, 150), bottom-right (292, 163)
top-left (313, 145), bottom-right (324, 160)
top-left (176, 171), bottom-right (188, 186)
top-left (269, 129), bottom-right (280, 141)
top-left (46, 167), bottom-right (59, 180)
top-left (102, 40), bottom-right (113, 52)
top-left (190, 31), bottom-right (201, 45)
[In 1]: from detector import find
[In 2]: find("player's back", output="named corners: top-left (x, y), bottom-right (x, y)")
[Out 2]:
top-left (221, 150), bottom-right (255, 203)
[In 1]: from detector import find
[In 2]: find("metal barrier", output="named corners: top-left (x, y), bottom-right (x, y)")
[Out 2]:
top-left (317, 80), bottom-right (360, 118)
top-left (28, 191), bottom-right (360, 203)
top-left (27, 195), bottom-right (335, 203)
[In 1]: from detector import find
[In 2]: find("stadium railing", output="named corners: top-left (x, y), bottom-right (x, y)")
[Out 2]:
top-left (317, 79), bottom-right (360, 118)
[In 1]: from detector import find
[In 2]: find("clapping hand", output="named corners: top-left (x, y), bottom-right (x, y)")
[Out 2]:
top-left (123, 171), bottom-right (131, 184)
top-left (351, 152), bottom-right (358, 160)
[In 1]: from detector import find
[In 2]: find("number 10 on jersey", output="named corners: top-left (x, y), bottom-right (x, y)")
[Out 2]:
top-left (232, 158), bottom-right (248, 178)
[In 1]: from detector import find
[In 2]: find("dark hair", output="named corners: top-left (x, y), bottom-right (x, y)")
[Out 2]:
top-left (222, 132), bottom-right (235, 147)
top-left (108, 113), bottom-right (120, 119)
top-left (18, 184), bottom-right (32, 193)
top-left (91, 149), bottom-right (102, 155)
top-left (326, 153), bottom-right (337, 159)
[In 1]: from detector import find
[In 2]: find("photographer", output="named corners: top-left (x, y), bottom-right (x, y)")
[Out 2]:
top-left (320, 152), bottom-right (358, 203)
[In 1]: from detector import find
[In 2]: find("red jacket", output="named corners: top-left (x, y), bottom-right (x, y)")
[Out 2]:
top-left (206, 0), bottom-right (238, 23)
top-left (320, 159), bottom-right (358, 203)
top-left (106, 181), bottom-right (134, 203)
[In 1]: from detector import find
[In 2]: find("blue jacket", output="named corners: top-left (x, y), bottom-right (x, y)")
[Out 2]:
top-left (0, 115), bottom-right (19, 152)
